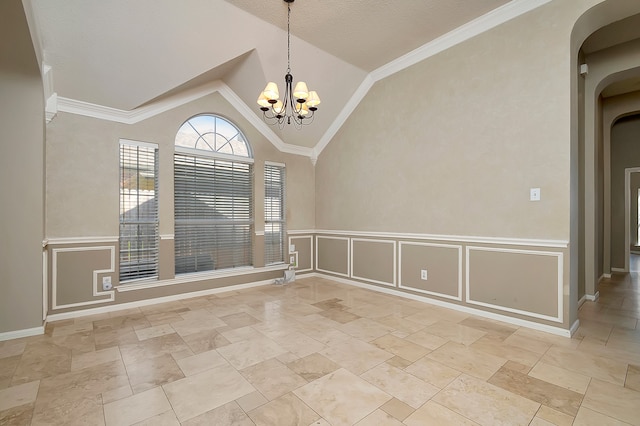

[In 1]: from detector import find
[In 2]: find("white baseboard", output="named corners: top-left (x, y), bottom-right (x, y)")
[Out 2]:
top-left (569, 319), bottom-right (580, 337)
top-left (0, 326), bottom-right (44, 342)
top-left (46, 278), bottom-right (276, 323)
top-left (586, 292), bottom-right (600, 302)
top-left (578, 295), bottom-right (586, 308)
top-left (307, 273), bottom-right (571, 337)
top-left (611, 268), bottom-right (626, 273)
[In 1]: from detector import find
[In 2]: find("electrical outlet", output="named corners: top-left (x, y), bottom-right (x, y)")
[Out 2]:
top-left (102, 276), bottom-right (112, 291)
top-left (530, 188), bottom-right (540, 201)
top-left (421, 269), bottom-right (428, 280)
top-left (289, 244), bottom-right (295, 253)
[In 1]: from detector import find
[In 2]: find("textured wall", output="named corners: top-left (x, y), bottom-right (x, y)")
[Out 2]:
top-left (0, 0), bottom-right (45, 333)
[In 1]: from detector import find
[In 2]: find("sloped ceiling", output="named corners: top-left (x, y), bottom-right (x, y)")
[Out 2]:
top-left (29, 0), bottom-right (519, 150)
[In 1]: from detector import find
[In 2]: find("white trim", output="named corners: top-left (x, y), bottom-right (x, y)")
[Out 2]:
top-left (288, 235), bottom-right (313, 273)
top-left (611, 267), bottom-right (626, 273)
top-left (314, 229), bottom-right (567, 248)
top-left (57, 81), bottom-right (314, 159)
top-left (624, 168), bottom-right (640, 273)
top-left (47, 236), bottom-right (119, 245)
top-left (315, 236), bottom-right (350, 278)
top-left (0, 326), bottom-right (45, 342)
top-left (52, 246), bottom-right (116, 309)
top-left (466, 246), bottom-right (563, 323)
top-left (119, 138), bottom-right (158, 149)
top-left (310, 273), bottom-right (572, 337)
top-left (398, 241), bottom-right (463, 301)
top-left (601, 273), bottom-right (612, 280)
top-left (313, 75), bottom-right (375, 160)
top-left (586, 292), bottom-right (600, 302)
top-left (313, 0), bottom-right (553, 159)
top-left (175, 146), bottom-right (255, 164)
top-left (371, 0), bottom-right (552, 82)
top-left (287, 229), bottom-right (316, 235)
top-left (42, 250), bottom-right (48, 321)
top-left (255, 231), bottom-right (265, 236)
top-left (160, 234), bottom-right (174, 240)
top-left (53, 1), bottom-right (551, 161)
top-left (578, 294), bottom-right (587, 308)
top-left (116, 264), bottom-right (288, 292)
top-left (46, 278), bottom-right (277, 323)
top-left (569, 319), bottom-right (580, 337)
top-left (350, 238), bottom-right (396, 288)
top-left (265, 161), bottom-right (286, 168)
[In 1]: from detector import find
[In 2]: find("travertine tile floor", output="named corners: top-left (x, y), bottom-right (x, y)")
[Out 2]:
top-left (1, 274), bottom-right (639, 425)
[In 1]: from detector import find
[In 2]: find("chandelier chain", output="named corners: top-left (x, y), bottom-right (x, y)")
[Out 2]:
top-left (287, 3), bottom-right (291, 73)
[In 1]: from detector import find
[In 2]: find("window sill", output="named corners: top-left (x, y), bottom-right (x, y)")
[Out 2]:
top-left (116, 263), bottom-right (289, 292)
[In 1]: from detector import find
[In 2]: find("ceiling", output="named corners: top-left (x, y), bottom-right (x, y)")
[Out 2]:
top-left (27, 0), bottom-right (515, 150)
top-left (26, 1), bottom-right (640, 151)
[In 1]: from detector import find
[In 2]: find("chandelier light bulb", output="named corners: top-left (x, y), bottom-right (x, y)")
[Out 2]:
top-left (257, 93), bottom-right (271, 109)
top-left (263, 82), bottom-right (279, 101)
top-left (293, 81), bottom-right (309, 100)
top-left (306, 91), bottom-right (321, 108)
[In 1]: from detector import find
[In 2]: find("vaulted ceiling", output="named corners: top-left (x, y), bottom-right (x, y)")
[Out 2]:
top-left (26, 0), bottom-right (640, 154)
top-left (27, 0), bottom-right (518, 151)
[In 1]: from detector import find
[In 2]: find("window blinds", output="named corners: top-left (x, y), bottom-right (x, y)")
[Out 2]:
top-left (119, 142), bottom-right (159, 282)
top-left (264, 163), bottom-right (286, 265)
top-left (174, 153), bottom-right (253, 274)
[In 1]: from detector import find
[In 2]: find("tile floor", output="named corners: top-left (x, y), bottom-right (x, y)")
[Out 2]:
top-left (1, 274), bottom-right (639, 425)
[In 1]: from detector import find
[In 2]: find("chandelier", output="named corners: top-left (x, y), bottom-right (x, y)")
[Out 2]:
top-left (257, 0), bottom-right (320, 126)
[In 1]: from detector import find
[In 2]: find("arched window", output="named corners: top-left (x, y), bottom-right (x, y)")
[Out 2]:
top-left (174, 114), bottom-right (254, 274)
top-left (175, 114), bottom-right (252, 157)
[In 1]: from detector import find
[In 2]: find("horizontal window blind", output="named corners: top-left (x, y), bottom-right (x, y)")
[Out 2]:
top-left (119, 142), bottom-right (159, 282)
top-left (265, 163), bottom-right (285, 265)
top-left (174, 153), bottom-right (253, 274)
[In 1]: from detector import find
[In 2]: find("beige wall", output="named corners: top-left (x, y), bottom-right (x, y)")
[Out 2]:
top-left (0, 0), bottom-right (45, 333)
top-left (316, 1), bottom-right (587, 240)
top-left (610, 115), bottom-right (640, 268)
top-left (47, 93), bottom-right (315, 238)
top-left (315, 0), bottom-right (606, 329)
top-left (44, 91), bottom-right (315, 316)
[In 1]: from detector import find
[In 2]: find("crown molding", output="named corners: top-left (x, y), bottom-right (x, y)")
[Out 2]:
top-left (57, 81), bottom-right (313, 158)
top-left (370, 0), bottom-right (553, 82)
top-left (53, 0), bottom-right (549, 162)
top-left (313, 0), bottom-right (552, 159)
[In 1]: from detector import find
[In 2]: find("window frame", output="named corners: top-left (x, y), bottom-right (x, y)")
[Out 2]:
top-left (118, 139), bottom-right (159, 283)
top-left (264, 161), bottom-right (286, 266)
top-left (173, 114), bottom-right (255, 276)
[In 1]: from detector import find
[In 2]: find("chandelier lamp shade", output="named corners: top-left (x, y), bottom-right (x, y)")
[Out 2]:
top-left (257, 0), bottom-right (320, 126)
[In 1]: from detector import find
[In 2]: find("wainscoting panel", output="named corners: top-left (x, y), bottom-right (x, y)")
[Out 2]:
top-left (466, 246), bottom-right (562, 322)
top-left (351, 238), bottom-right (396, 287)
top-left (399, 241), bottom-right (462, 300)
top-left (51, 245), bottom-right (116, 310)
top-left (289, 235), bottom-right (313, 272)
top-left (316, 236), bottom-right (350, 277)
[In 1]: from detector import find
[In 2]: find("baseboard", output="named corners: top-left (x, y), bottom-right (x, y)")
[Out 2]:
top-left (46, 278), bottom-right (276, 323)
top-left (0, 326), bottom-right (44, 342)
top-left (611, 268), bottom-right (626, 273)
top-left (601, 273), bottom-right (612, 280)
top-left (569, 319), bottom-right (580, 337)
top-left (586, 292), bottom-right (600, 302)
top-left (578, 295), bottom-right (586, 308)
top-left (308, 273), bottom-right (571, 337)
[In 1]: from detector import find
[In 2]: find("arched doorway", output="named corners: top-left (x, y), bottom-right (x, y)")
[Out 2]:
top-left (571, 3), bottom-right (640, 322)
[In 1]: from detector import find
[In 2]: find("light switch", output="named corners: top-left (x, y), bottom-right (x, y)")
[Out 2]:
top-left (530, 188), bottom-right (540, 201)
